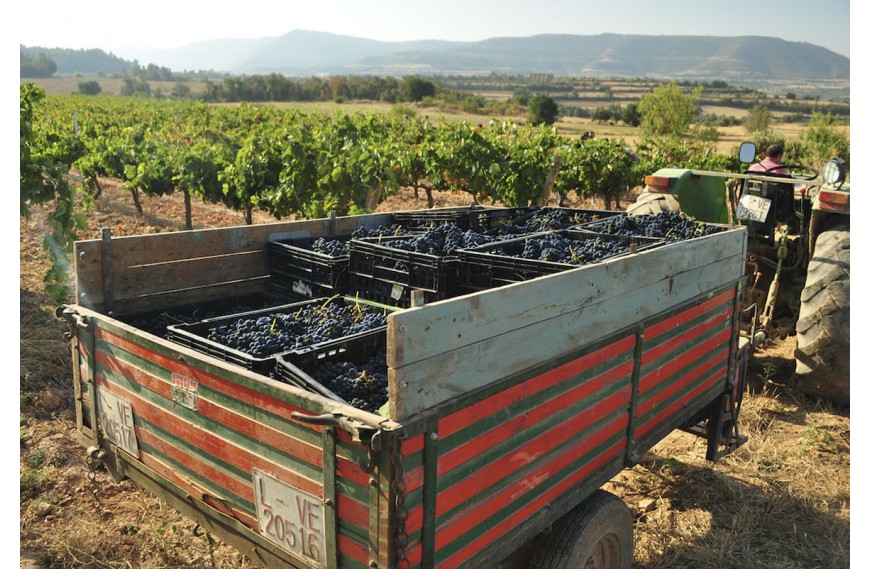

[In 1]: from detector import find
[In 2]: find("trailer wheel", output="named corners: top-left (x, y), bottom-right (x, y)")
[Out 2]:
top-left (794, 221), bottom-right (850, 405)
top-left (626, 190), bottom-right (680, 216)
top-left (529, 490), bottom-right (633, 569)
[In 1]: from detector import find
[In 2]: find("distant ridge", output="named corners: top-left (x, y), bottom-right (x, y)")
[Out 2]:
top-left (24, 30), bottom-right (849, 83)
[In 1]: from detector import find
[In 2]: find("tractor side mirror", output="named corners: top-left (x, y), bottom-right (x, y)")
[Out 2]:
top-left (739, 142), bottom-right (757, 164)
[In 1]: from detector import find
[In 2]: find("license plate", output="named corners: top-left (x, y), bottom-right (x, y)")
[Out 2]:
top-left (253, 469), bottom-right (325, 567)
top-left (96, 388), bottom-right (140, 458)
top-left (736, 194), bottom-right (772, 223)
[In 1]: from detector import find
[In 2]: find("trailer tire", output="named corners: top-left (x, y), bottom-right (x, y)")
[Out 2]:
top-left (529, 490), bottom-right (633, 569)
top-left (794, 221), bottom-right (850, 405)
top-left (626, 190), bottom-right (681, 216)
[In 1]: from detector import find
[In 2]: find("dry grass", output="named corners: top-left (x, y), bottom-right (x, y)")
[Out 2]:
top-left (19, 181), bottom-right (850, 568)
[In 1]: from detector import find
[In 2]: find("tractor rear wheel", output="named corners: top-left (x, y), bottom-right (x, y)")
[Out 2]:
top-left (626, 190), bottom-right (680, 216)
top-left (794, 221), bottom-right (850, 405)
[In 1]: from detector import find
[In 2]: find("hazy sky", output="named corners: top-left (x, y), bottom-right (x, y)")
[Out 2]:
top-left (18, 0), bottom-right (854, 58)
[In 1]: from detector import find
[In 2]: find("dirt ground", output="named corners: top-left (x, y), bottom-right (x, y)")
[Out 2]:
top-left (19, 180), bottom-right (850, 568)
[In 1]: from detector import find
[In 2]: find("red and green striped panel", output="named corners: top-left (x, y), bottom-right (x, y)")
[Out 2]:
top-left (634, 288), bottom-right (737, 439)
top-left (399, 333), bottom-right (636, 569)
top-left (89, 321), bottom-right (375, 569)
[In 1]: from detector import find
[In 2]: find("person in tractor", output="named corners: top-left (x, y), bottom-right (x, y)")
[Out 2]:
top-left (748, 143), bottom-right (787, 173)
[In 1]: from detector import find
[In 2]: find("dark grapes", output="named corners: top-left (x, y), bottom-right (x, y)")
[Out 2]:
top-left (309, 350), bottom-right (389, 413)
top-left (204, 300), bottom-right (388, 359)
top-left (584, 211), bottom-right (725, 242)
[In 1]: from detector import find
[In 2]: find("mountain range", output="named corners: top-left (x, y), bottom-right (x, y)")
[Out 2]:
top-left (27, 30), bottom-right (850, 85)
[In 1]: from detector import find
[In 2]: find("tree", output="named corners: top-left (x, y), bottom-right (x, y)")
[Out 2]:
top-left (527, 94), bottom-right (558, 126)
top-left (400, 76), bottom-right (436, 102)
top-left (637, 82), bottom-right (702, 138)
top-left (744, 104), bottom-right (772, 134)
top-left (77, 80), bottom-right (102, 95)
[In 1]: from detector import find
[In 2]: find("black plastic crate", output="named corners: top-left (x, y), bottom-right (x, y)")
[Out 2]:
top-left (348, 234), bottom-right (461, 295)
top-left (391, 206), bottom-right (535, 232)
top-left (273, 330), bottom-right (387, 411)
top-left (573, 211), bottom-right (729, 242)
top-left (486, 207), bottom-right (624, 237)
top-left (117, 292), bottom-right (293, 339)
top-left (267, 235), bottom-right (352, 296)
top-left (166, 296), bottom-right (395, 376)
top-left (458, 229), bottom-right (663, 291)
top-left (348, 272), bottom-right (459, 308)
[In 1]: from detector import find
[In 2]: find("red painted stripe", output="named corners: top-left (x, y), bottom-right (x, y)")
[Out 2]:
top-left (96, 349), bottom-right (327, 468)
top-left (639, 329), bottom-right (732, 392)
top-left (95, 327), bottom-right (324, 430)
top-left (337, 532), bottom-right (370, 567)
top-left (634, 371), bottom-right (725, 439)
top-left (642, 310), bottom-right (731, 365)
top-left (644, 289), bottom-right (735, 340)
top-left (401, 433), bottom-right (427, 494)
top-left (436, 385), bottom-right (631, 517)
top-left (439, 362), bottom-right (633, 476)
top-left (403, 423), bottom-right (628, 568)
top-left (95, 376), bottom-right (325, 497)
top-left (636, 346), bottom-right (729, 418)
top-left (438, 336), bottom-right (636, 439)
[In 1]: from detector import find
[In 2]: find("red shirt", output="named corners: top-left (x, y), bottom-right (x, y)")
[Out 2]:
top-left (748, 158), bottom-right (786, 173)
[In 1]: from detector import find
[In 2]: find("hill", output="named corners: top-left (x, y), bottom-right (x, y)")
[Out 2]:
top-left (23, 30), bottom-right (849, 85)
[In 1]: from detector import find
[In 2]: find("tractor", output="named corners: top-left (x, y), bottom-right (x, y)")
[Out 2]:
top-left (628, 142), bottom-right (850, 405)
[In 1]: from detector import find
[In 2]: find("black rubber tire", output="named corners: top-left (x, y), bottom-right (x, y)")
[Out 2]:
top-left (529, 490), bottom-right (633, 569)
top-left (794, 221), bottom-right (850, 405)
top-left (626, 190), bottom-right (681, 216)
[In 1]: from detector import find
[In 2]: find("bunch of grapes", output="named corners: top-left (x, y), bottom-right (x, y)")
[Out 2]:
top-left (309, 350), bottom-right (389, 413)
top-left (124, 302), bottom-right (261, 338)
top-left (386, 223), bottom-right (493, 256)
top-left (493, 209), bottom-right (604, 238)
top-left (205, 300), bottom-right (388, 359)
top-left (499, 232), bottom-right (634, 265)
top-left (310, 224), bottom-right (409, 257)
top-left (587, 211), bottom-right (725, 242)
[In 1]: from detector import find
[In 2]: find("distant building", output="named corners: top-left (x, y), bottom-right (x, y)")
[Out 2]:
top-left (529, 73), bottom-right (554, 83)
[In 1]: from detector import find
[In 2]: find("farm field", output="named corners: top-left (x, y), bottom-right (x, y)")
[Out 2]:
top-left (20, 177), bottom-right (850, 568)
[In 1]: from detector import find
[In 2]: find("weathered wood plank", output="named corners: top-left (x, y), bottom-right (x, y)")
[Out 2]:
top-left (388, 228), bottom-right (747, 367)
top-left (387, 229), bottom-right (747, 420)
top-left (110, 278), bottom-right (269, 316)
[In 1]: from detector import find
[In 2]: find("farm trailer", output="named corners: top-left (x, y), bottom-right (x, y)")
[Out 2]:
top-left (58, 208), bottom-right (752, 569)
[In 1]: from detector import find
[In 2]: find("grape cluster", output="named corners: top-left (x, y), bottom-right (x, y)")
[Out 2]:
top-left (309, 224), bottom-right (409, 257)
top-left (497, 232), bottom-right (634, 266)
top-left (386, 223), bottom-right (493, 256)
top-left (309, 350), bottom-right (389, 413)
top-left (587, 211), bottom-right (725, 242)
top-left (493, 209), bottom-right (603, 237)
top-left (205, 301), bottom-right (388, 359)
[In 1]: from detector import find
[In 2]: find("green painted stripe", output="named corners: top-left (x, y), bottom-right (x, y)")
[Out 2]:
top-left (97, 336), bottom-right (371, 468)
top-left (641, 304), bottom-right (731, 354)
top-left (438, 348), bottom-right (634, 455)
top-left (637, 338), bottom-right (729, 407)
top-left (437, 383), bottom-right (628, 524)
top-left (433, 427), bottom-right (627, 564)
top-left (636, 356), bottom-right (725, 425)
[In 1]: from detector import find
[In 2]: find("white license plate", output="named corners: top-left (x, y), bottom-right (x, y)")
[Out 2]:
top-left (736, 194), bottom-right (772, 223)
top-left (253, 469), bottom-right (325, 567)
top-left (96, 388), bottom-right (140, 458)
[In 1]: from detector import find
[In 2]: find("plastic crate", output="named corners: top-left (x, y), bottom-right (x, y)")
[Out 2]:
top-left (573, 211), bottom-right (729, 242)
top-left (267, 235), bottom-right (351, 297)
top-left (166, 296), bottom-right (395, 376)
top-left (348, 272), bottom-right (458, 308)
top-left (348, 234), bottom-right (461, 295)
top-left (486, 207), bottom-right (624, 237)
top-left (391, 206), bottom-right (535, 232)
top-left (117, 292), bottom-right (293, 339)
top-left (273, 330), bottom-right (387, 407)
top-left (458, 229), bottom-right (663, 291)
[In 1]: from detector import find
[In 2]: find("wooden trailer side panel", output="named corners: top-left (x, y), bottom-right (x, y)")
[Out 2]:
top-left (73, 214), bottom-right (395, 315)
top-left (79, 312), bottom-right (384, 569)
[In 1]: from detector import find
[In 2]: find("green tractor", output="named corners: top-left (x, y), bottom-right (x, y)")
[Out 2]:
top-left (628, 142), bottom-right (850, 405)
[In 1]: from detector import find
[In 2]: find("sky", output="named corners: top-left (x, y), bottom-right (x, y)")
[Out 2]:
top-left (15, 0), bottom-right (854, 58)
